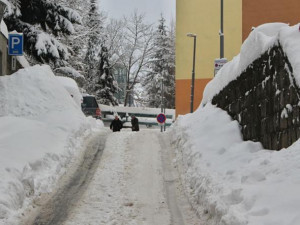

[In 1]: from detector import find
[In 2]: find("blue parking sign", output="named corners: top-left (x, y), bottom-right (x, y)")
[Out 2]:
top-left (8, 33), bottom-right (23, 56)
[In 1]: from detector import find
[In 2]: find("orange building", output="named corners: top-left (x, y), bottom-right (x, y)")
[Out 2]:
top-left (176, 0), bottom-right (300, 116)
top-left (242, 0), bottom-right (300, 41)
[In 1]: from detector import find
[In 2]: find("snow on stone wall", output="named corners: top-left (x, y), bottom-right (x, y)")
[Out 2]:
top-left (202, 23), bottom-right (300, 150)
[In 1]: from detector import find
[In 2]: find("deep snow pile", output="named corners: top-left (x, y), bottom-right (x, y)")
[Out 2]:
top-left (171, 104), bottom-right (300, 225)
top-left (0, 65), bottom-right (103, 224)
top-left (202, 22), bottom-right (300, 104)
top-left (171, 23), bottom-right (300, 225)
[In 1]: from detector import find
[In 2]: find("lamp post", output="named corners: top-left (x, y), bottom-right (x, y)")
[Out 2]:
top-left (220, 0), bottom-right (224, 58)
top-left (187, 33), bottom-right (197, 113)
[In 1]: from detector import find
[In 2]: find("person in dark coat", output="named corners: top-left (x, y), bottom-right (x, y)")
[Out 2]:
top-left (131, 115), bottom-right (139, 131)
top-left (110, 115), bottom-right (123, 132)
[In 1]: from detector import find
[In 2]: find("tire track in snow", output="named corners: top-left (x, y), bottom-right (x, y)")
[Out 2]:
top-left (159, 132), bottom-right (202, 225)
top-left (159, 133), bottom-right (185, 225)
top-left (26, 131), bottom-right (108, 225)
top-left (62, 130), bottom-right (171, 225)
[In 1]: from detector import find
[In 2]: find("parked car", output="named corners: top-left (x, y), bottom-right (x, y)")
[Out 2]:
top-left (81, 94), bottom-right (101, 119)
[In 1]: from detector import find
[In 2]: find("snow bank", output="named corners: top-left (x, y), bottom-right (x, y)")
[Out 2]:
top-left (171, 22), bottom-right (300, 225)
top-left (56, 76), bottom-right (83, 107)
top-left (0, 65), bottom-right (103, 224)
top-left (171, 103), bottom-right (300, 225)
top-left (279, 24), bottom-right (300, 87)
top-left (202, 23), bottom-right (291, 104)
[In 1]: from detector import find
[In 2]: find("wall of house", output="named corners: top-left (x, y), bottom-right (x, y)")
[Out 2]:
top-left (176, 0), bottom-right (242, 116)
top-left (242, 0), bottom-right (300, 41)
top-left (0, 33), bottom-right (7, 75)
top-left (176, 0), bottom-right (300, 117)
top-left (0, 33), bottom-right (24, 76)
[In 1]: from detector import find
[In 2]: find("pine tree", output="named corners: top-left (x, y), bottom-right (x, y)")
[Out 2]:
top-left (58, 0), bottom-right (90, 78)
top-left (143, 15), bottom-right (175, 108)
top-left (4, 0), bottom-right (81, 66)
top-left (84, 0), bottom-right (103, 70)
top-left (165, 18), bottom-right (176, 109)
top-left (84, 0), bottom-right (118, 105)
top-left (95, 46), bottom-right (118, 105)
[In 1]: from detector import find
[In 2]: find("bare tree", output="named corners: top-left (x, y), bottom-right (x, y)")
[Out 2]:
top-left (116, 11), bottom-right (154, 106)
top-left (105, 19), bottom-right (126, 68)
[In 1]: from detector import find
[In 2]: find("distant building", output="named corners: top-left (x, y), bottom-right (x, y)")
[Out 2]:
top-left (176, 0), bottom-right (300, 116)
top-left (113, 64), bottom-right (134, 106)
top-left (0, 1), bottom-right (29, 76)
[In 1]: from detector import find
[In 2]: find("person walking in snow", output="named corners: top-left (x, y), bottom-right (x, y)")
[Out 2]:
top-left (110, 115), bottom-right (123, 132)
top-left (131, 115), bottom-right (139, 131)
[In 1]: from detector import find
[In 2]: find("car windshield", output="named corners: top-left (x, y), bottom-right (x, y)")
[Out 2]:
top-left (83, 97), bottom-right (98, 108)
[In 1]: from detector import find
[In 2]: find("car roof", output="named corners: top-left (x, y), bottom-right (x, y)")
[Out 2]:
top-left (82, 93), bottom-right (96, 97)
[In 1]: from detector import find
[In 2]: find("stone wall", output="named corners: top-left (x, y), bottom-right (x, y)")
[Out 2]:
top-left (212, 44), bottom-right (300, 150)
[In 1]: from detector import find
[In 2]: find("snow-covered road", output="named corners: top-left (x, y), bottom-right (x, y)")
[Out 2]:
top-left (59, 129), bottom-right (200, 225)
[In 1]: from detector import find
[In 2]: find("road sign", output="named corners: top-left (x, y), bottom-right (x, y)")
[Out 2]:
top-left (214, 58), bottom-right (227, 76)
top-left (157, 113), bottom-right (166, 124)
top-left (8, 33), bottom-right (23, 56)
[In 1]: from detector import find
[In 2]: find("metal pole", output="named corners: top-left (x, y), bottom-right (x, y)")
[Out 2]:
top-left (163, 76), bottom-right (166, 131)
top-left (190, 36), bottom-right (196, 113)
top-left (161, 75), bottom-right (163, 132)
top-left (220, 0), bottom-right (224, 58)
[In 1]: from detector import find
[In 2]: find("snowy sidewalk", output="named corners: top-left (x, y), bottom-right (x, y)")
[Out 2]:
top-left (64, 130), bottom-right (171, 225)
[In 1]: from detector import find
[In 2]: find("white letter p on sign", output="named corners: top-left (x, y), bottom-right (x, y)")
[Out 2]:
top-left (12, 37), bottom-right (20, 48)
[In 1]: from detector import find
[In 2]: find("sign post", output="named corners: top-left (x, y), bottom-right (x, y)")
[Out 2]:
top-left (8, 33), bottom-right (24, 56)
top-left (214, 58), bottom-right (227, 76)
top-left (157, 113), bottom-right (166, 132)
top-left (8, 33), bottom-right (23, 72)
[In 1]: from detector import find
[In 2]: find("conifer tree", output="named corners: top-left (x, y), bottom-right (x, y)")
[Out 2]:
top-left (143, 16), bottom-right (175, 108)
top-left (4, 0), bottom-right (81, 66)
top-left (57, 0), bottom-right (90, 78)
top-left (95, 46), bottom-right (118, 105)
top-left (84, 0), bottom-right (118, 105)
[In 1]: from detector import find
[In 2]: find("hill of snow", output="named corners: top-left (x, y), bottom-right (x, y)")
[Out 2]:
top-left (0, 65), bottom-right (103, 224)
top-left (171, 23), bottom-right (300, 225)
top-left (202, 23), bottom-right (300, 105)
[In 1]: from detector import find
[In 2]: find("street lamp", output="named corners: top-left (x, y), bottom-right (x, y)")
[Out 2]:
top-left (220, 0), bottom-right (224, 58)
top-left (187, 33), bottom-right (197, 113)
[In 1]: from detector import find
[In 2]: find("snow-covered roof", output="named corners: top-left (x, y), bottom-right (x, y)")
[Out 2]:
top-left (0, 0), bottom-right (8, 5)
top-left (82, 93), bottom-right (95, 97)
top-left (0, 19), bottom-right (8, 38)
top-left (202, 23), bottom-right (300, 105)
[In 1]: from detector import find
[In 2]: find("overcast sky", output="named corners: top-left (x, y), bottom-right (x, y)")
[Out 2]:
top-left (99, 0), bottom-right (176, 25)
